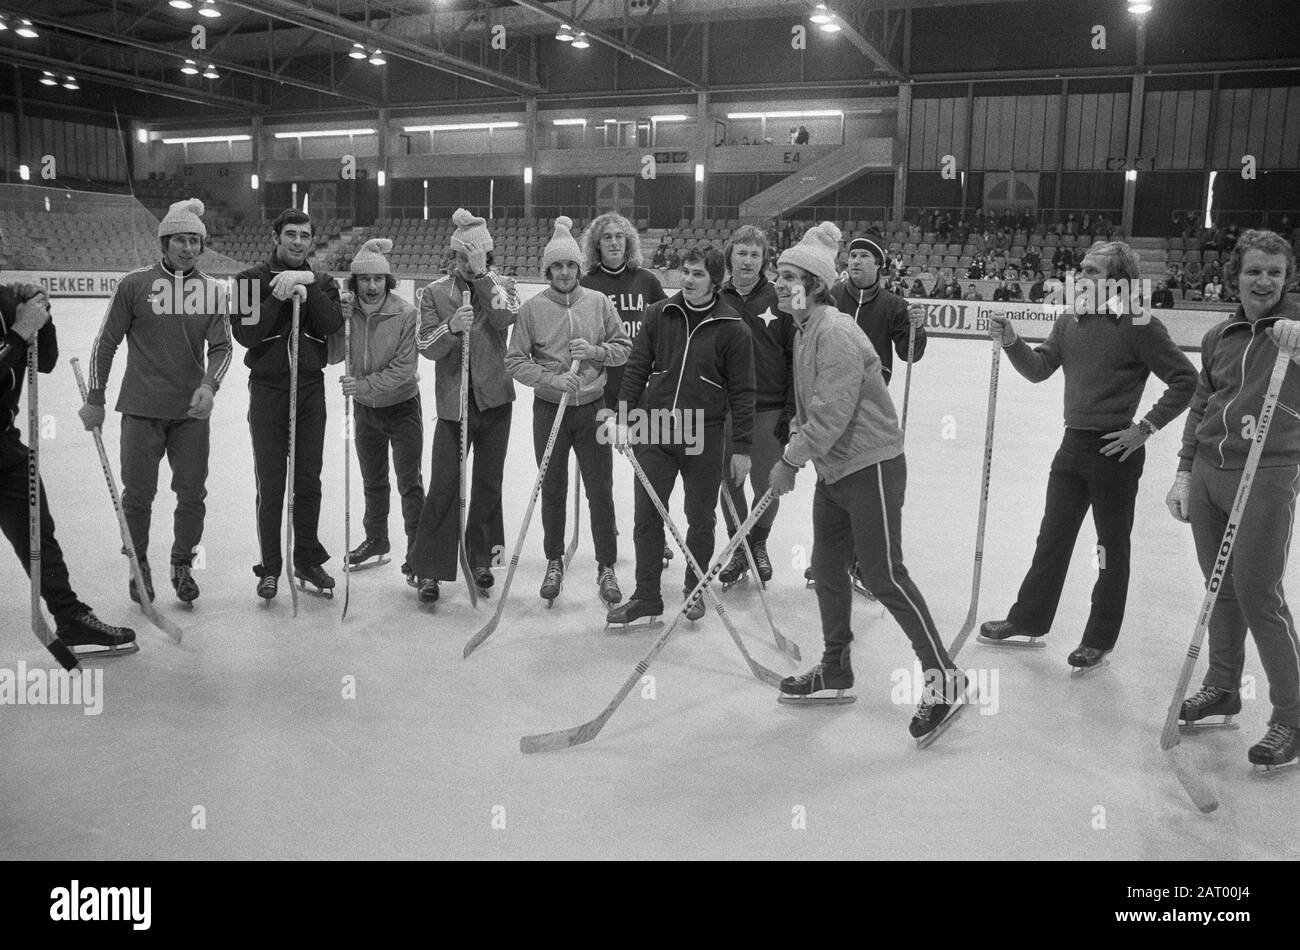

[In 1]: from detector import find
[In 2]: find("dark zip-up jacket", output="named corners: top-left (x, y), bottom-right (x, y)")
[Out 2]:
top-left (231, 257), bottom-right (343, 390)
top-left (1179, 298), bottom-right (1300, 472)
top-left (619, 291), bottom-right (756, 452)
top-left (720, 273), bottom-right (795, 418)
top-left (0, 283), bottom-right (56, 442)
top-left (830, 279), bottom-right (926, 385)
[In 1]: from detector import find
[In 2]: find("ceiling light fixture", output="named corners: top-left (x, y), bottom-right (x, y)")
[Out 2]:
top-left (16, 18), bottom-right (38, 38)
top-left (273, 128), bottom-right (376, 139)
top-left (39, 71), bottom-right (57, 86)
top-left (820, 21), bottom-right (842, 32)
top-left (1127, 1), bottom-right (1152, 12)
top-left (349, 43), bottom-right (367, 60)
top-left (555, 23), bottom-right (574, 42)
top-left (369, 50), bottom-right (386, 66)
top-left (168, 0), bottom-right (193, 8)
top-left (202, 65), bottom-right (220, 79)
top-left (161, 134), bottom-right (251, 144)
top-left (198, 1), bottom-right (221, 18)
top-left (571, 31), bottom-right (590, 49)
top-left (62, 76), bottom-right (79, 90)
top-left (403, 121), bottom-right (521, 133)
top-left (181, 59), bottom-right (200, 75)
top-left (810, 3), bottom-right (832, 24)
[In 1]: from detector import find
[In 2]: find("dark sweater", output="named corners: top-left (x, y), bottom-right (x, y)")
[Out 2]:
top-left (0, 283), bottom-right (56, 437)
top-left (1003, 310), bottom-right (1196, 431)
top-left (719, 273), bottom-right (795, 416)
top-left (580, 263), bottom-right (666, 400)
top-left (231, 258), bottom-right (343, 390)
top-left (829, 279), bottom-right (926, 385)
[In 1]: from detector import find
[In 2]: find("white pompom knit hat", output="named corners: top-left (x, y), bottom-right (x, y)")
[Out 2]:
top-left (541, 216), bottom-right (584, 271)
top-left (350, 237), bottom-right (393, 274)
top-left (778, 221), bottom-right (842, 286)
top-left (449, 207), bottom-right (493, 252)
top-left (158, 198), bottom-right (207, 239)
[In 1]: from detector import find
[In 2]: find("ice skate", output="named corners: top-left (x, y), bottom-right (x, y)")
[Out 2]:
top-left (1178, 685), bottom-right (1242, 731)
top-left (473, 567), bottom-right (494, 598)
top-left (170, 562), bottom-right (199, 605)
top-left (294, 564), bottom-right (336, 598)
top-left (681, 587), bottom-right (705, 622)
top-left (345, 537), bottom-right (391, 573)
top-left (1248, 723), bottom-right (1299, 772)
top-left (1067, 644), bottom-right (1111, 675)
top-left (605, 598), bottom-right (664, 633)
top-left (417, 577), bottom-right (440, 606)
top-left (911, 670), bottom-right (974, 748)
top-left (751, 539), bottom-right (773, 583)
top-left (977, 618), bottom-right (1045, 649)
top-left (778, 657), bottom-right (855, 706)
top-left (56, 610), bottom-right (138, 659)
top-left (257, 573), bottom-right (279, 603)
top-left (540, 559), bottom-right (564, 607)
top-left (850, 562), bottom-right (877, 603)
top-left (597, 564), bottom-right (622, 607)
top-left (804, 565), bottom-right (816, 588)
top-left (128, 560), bottom-right (155, 604)
top-left (718, 548), bottom-right (749, 590)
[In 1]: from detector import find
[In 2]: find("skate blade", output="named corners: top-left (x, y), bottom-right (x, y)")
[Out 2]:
top-left (343, 556), bottom-right (391, 573)
top-left (977, 634), bottom-right (1046, 649)
top-left (1178, 716), bottom-right (1240, 732)
top-left (777, 690), bottom-right (856, 706)
top-left (296, 581), bottom-right (335, 599)
top-left (604, 618), bottom-right (664, 634)
top-left (71, 642), bottom-right (140, 660)
top-left (1251, 758), bottom-right (1299, 773)
top-left (1068, 657), bottom-right (1111, 676)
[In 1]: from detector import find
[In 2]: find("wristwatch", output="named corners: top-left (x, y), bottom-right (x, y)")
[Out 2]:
top-left (1135, 418), bottom-right (1156, 437)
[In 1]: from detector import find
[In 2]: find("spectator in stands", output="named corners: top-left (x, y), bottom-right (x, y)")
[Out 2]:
top-left (231, 206), bottom-right (342, 600)
top-left (967, 259), bottom-right (985, 280)
top-left (1052, 245), bottom-right (1072, 270)
top-left (1029, 272), bottom-right (1048, 303)
top-left (964, 284), bottom-right (982, 301)
top-left (652, 236), bottom-right (671, 270)
top-left (1152, 279), bottom-right (1175, 308)
top-left (910, 278), bottom-right (926, 297)
top-left (1065, 214), bottom-right (1078, 237)
top-left (944, 278), bottom-right (963, 299)
top-left (1204, 277), bottom-right (1223, 302)
top-left (789, 127), bottom-right (798, 145)
top-left (717, 224), bottom-right (793, 587)
top-left (741, 136), bottom-right (751, 146)
top-left (992, 280), bottom-right (1013, 302)
top-left (1007, 277), bottom-right (1023, 301)
top-left (981, 239), bottom-right (1196, 669)
top-left (1183, 259), bottom-right (1202, 288)
top-left (937, 212), bottom-right (952, 240)
top-left (953, 215), bottom-right (971, 244)
top-left (666, 245), bottom-right (682, 270)
top-left (795, 125), bottom-right (810, 145)
top-left (1023, 247), bottom-right (1041, 273)
top-left (81, 198), bottom-right (232, 606)
top-left (328, 238), bottom-right (424, 581)
top-left (409, 208), bottom-right (520, 604)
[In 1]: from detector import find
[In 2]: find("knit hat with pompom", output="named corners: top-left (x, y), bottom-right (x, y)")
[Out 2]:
top-left (158, 198), bottom-right (207, 239)
top-left (778, 221), bottom-right (842, 286)
top-left (449, 207), bottom-right (493, 252)
top-left (541, 215), bottom-right (584, 272)
top-left (350, 237), bottom-right (393, 274)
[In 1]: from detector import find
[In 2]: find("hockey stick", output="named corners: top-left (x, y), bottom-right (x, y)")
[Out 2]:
top-left (948, 340), bottom-right (1001, 659)
top-left (1159, 344), bottom-right (1292, 812)
top-left (719, 486), bottom-right (800, 661)
top-left (463, 391), bottom-right (571, 658)
top-left (617, 443), bottom-right (783, 688)
top-left (457, 288), bottom-right (478, 607)
top-left (70, 358), bottom-right (182, 642)
top-left (521, 490), bottom-right (774, 754)
top-left (901, 322), bottom-right (916, 435)
top-left (563, 461), bottom-right (581, 568)
top-left (342, 306), bottom-right (352, 620)
top-left (27, 339), bottom-right (78, 671)
top-left (286, 291), bottom-right (302, 617)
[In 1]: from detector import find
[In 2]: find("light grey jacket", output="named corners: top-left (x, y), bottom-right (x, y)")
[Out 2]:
top-left (784, 303), bottom-right (904, 483)
top-left (505, 285), bottom-right (631, 406)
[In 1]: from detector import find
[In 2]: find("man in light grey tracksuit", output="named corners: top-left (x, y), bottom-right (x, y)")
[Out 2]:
top-left (768, 222), bottom-right (965, 743)
top-left (506, 216), bottom-right (631, 605)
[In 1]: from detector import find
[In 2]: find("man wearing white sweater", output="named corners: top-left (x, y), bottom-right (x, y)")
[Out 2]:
top-left (506, 217), bottom-right (632, 605)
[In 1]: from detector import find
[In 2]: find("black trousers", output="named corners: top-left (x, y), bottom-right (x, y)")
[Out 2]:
top-left (248, 379), bottom-right (329, 576)
top-left (533, 398), bottom-right (616, 566)
top-left (812, 455), bottom-right (952, 673)
top-left (354, 396), bottom-right (425, 558)
top-left (630, 432), bottom-right (725, 603)
top-left (0, 431), bottom-right (89, 625)
top-left (1007, 429), bottom-right (1144, 649)
top-left (408, 400), bottom-right (512, 581)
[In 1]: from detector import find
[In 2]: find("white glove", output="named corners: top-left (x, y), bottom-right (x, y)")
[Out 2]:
top-left (270, 271), bottom-right (313, 301)
top-left (1166, 471), bottom-right (1191, 523)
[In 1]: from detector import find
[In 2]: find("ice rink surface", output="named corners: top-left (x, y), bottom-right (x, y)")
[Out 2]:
top-left (3, 291), bottom-right (1297, 861)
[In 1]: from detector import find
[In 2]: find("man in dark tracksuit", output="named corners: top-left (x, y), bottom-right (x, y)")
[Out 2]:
top-left (980, 241), bottom-right (1197, 669)
top-left (607, 246), bottom-right (755, 625)
top-left (718, 225), bottom-right (794, 585)
top-left (1, 282), bottom-right (134, 660)
top-left (232, 209), bottom-right (343, 597)
top-left (830, 236), bottom-right (928, 387)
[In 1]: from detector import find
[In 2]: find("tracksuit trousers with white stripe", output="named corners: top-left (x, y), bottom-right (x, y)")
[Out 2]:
top-left (1189, 457), bottom-right (1300, 728)
top-left (811, 453), bottom-right (953, 674)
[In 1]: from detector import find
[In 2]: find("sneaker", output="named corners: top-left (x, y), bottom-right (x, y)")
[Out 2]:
top-left (171, 562), bottom-right (200, 603)
top-left (128, 560), bottom-right (155, 604)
